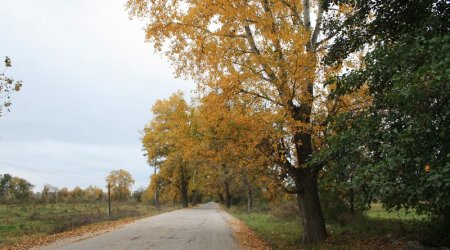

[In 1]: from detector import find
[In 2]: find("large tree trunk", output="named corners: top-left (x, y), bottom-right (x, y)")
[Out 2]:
top-left (247, 187), bottom-right (253, 213)
top-left (179, 165), bottom-right (189, 208)
top-left (154, 189), bottom-right (160, 209)
top-left (295, 170), bottom-right (327, 244)
top-left (191, 189), bottom-right (198, 206)
top-left (349, 187), bottom-right (355, 215)
top-left (243, 172), bottom-right (253, 213)
top-left (224, 182), bottom-right (231, 209)
top-left (180, 186), bottom-right (189, 208)
top-left (154, 168), bottom-right (160, 209)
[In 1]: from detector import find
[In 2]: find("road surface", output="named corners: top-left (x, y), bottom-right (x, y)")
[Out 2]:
top-left (38, 202), bottom-right (239, 250)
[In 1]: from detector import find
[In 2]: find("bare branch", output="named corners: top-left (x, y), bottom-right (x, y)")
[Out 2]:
top-left (302, 0), bottom-right (312, 31)
top-left (239, 88), bottom-right (283, 106)
top-left (279, 0), bottom-right (303, 26)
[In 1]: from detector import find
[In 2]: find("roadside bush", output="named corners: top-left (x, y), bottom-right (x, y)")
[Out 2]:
top-left (270, 201), bottom-right (298, 219)
top-left (421, 214), bottom-right (450, 247)
top-left (319, 187), bottom-right (351, 224)
top-left (51, 215), bottom-right (99, 234)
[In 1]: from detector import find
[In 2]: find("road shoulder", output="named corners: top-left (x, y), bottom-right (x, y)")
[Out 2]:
top-left (220, 208), bottom-right (271, 250)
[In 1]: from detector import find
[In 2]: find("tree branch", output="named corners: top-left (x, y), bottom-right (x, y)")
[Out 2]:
top-left (279, 0), bottom-right (303, 27)
top-left (311, 1), bottom-right (324, 50)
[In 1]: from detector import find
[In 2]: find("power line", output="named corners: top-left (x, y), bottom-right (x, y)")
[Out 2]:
top-left (0, 160), bottom-right (104, 186)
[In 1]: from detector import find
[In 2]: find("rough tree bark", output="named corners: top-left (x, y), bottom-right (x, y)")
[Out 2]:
top-left (224, 181), bottom-right (232, 209)
top-left (179, 166), bottom-right (189, 208)
top-left (295, 169), bottom-right (327, 244)
top-left (247, 187), bottom-right (253, 213)
top-left (350, 187), bottom-right (355, 215)
top-left (180, 186), bottom-right (189, 208)
top-left (191, 189), bottom-right (198, 206)
top-left (243, 172), bottom-right (253, 213)
top-left (154, 167), bottom-right (160, 209)
top-left (154, 188), bottom-right (160, 209)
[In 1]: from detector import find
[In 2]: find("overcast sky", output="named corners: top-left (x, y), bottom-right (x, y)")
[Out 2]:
top-left (0, 0), bottom-right (194, 191)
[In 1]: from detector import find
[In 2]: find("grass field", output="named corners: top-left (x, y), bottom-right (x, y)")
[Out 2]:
top-left (0, 201), bottom-right (175, 247)
top-left (229, 203), bottom-right (428, 249)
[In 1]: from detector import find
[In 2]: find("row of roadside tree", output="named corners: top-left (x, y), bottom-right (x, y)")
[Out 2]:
top-left (133, 0), bottom-right (449, 246)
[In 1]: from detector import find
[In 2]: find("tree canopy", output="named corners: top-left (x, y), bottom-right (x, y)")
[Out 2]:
top-left (319, 1), bottom-right (450, 241)
top-left (106, 169), bottom-right (135, 201)
top-left (132, 0), bottom-right (449, 246)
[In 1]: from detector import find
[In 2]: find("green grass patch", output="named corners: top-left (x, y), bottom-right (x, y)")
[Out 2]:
top-left (365, 203), bottom-right (426, 221)
top-left (229, 204), bottom-right (428, 249)
top-left (230, 207), bottom-right (301, 249)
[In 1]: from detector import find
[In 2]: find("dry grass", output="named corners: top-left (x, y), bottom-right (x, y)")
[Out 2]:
top-left (5, 217), bottom-right (136, 250)
top-left (0, 202), bottom-right (178, 249)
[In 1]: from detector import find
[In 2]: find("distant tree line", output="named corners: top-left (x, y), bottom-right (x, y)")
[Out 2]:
top-left (1, 169), bottom-right (142, 204)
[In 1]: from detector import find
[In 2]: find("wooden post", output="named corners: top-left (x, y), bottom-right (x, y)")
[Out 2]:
top-left (108, 182), bottom-right (111, 219)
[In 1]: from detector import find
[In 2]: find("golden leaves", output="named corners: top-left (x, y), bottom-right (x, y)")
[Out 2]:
top-left (106, 169), bottom-right (135, 201)
top-left (7, 218), bottom-right (137, 250)
top-left (229, 218), bottom-right (271, 250)
top-left (132, 0), bottom-right (359, 203)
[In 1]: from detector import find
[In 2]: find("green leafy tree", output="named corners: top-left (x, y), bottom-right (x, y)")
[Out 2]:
top-left (0, 174), bottom-right (13, 200)
top-left (322, 0), bottom-right (450, 234)
top-left (0, 174), bottom-right (33, 202)
top-left (9, 177), bottom-right (34, 201)
top-left (132, 187), bottom-right (145, 202)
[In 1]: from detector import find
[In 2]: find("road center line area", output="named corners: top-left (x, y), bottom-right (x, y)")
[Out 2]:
top-left (36, 202), bottom-right (239, 250)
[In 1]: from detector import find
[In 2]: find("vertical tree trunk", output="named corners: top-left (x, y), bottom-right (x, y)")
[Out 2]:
top-left (179, 165), bottom-right (189, 208)
top-left (191, 189), bottom-right (198, 206)
top-left (243, 171), bottom-right (253, 213)
top-left (247, 187), bottom-right (253, 213)
top-left (224, 182), bottom-right (231, 209)
top-left (153, 168), bottom-right (160, 209)
top-left (181, 186), bottom-right (189, 208)
top-left (154, 188), bottom-right (160, 209)
top-left (349, 187), bottom-right (355, 215)
top-left (295, 170), bottom-right (327, 245)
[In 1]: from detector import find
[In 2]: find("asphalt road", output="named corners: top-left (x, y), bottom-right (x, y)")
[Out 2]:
top-left (38, 202), bottom-right (239, 250)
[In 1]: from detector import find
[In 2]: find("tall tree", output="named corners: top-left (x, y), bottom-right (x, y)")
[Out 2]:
top-left (0, 174), bottom-right (33, 202)
top-left (322, 0), bottom-right (450, 240)
top-left (42, 184), bottom-right (58, 203)
top-left (142, 92), bottom-right (194, 207)
top-left (106, 169), bottom-right (135, 201)
top-left (192, 92), bottom-right (267, 210)
top-left (127, 0), bottom-right (349, 243)
top-left (0, 174), bottom-right (13, 200)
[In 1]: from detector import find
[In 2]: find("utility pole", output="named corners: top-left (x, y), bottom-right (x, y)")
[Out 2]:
top-left (108, 182), bottom-right (111, 219)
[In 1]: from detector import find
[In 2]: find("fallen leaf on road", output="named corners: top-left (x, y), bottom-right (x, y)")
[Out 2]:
top-left (5, 218), bottom-right (136, 250)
